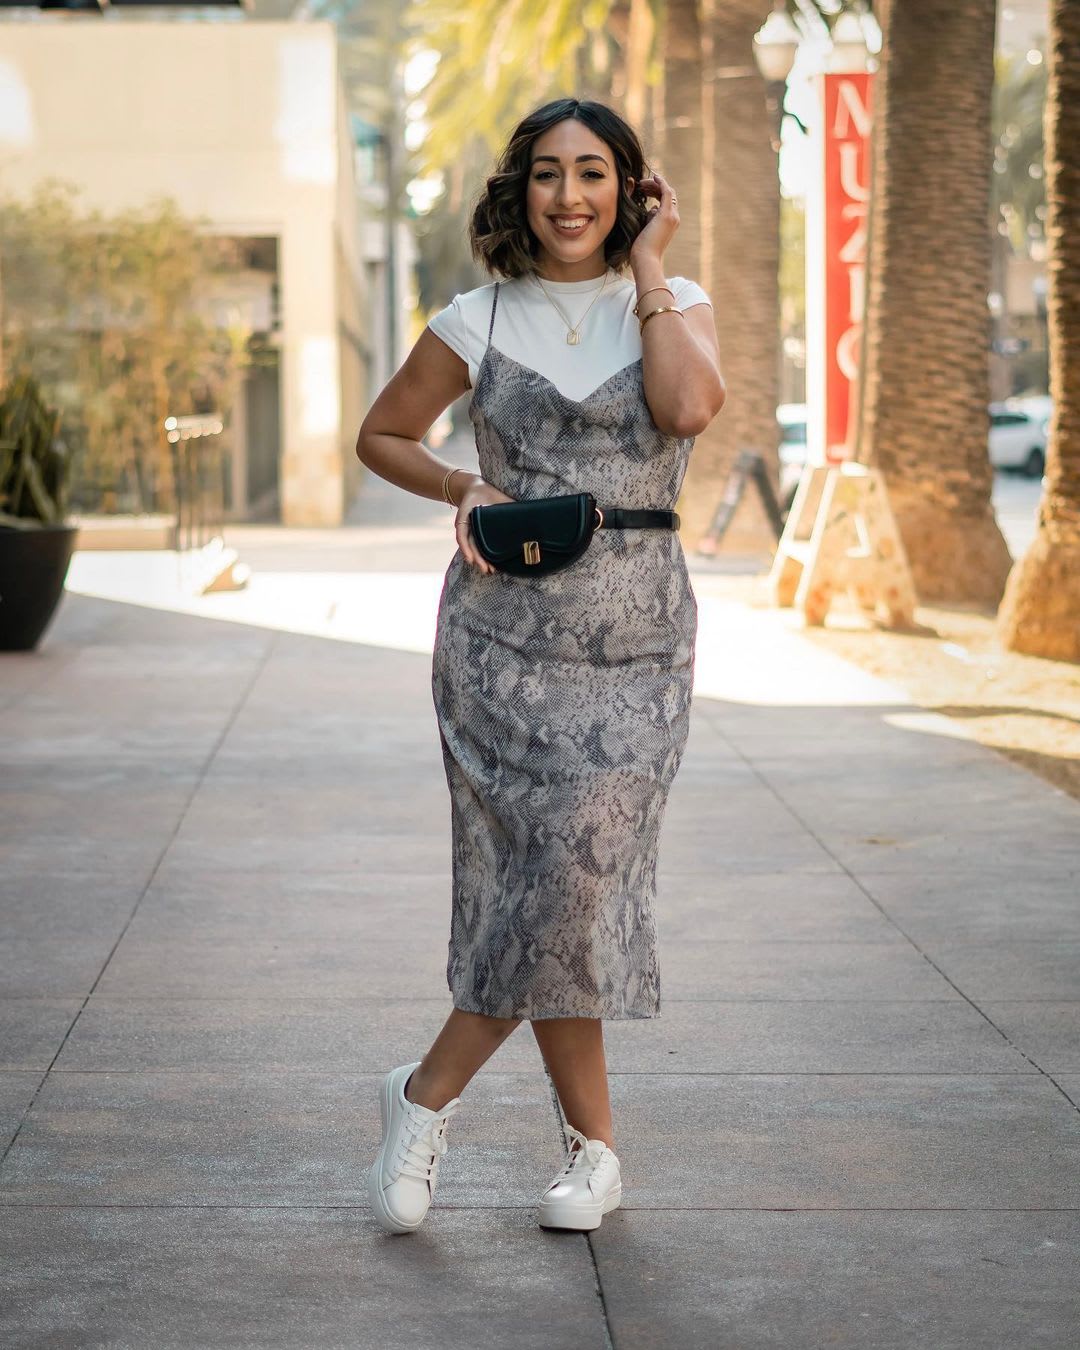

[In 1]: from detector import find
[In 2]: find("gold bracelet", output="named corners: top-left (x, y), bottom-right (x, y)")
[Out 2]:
top-left (632, 285), bottom-right (675, 318)
top-left (639, 305), bottom-right (685, 334)
top-left (442, 466), bottom-right (468, 505)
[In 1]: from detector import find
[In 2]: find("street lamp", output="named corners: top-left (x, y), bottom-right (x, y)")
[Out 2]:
top-left (752, 7), bottom-right (806, 153)
top-left (752, 7), bottom-right (801, 84)
top-left (754, 3), bottom-right (873, 474)
top-left (827, 11), bottom-right (874, 72)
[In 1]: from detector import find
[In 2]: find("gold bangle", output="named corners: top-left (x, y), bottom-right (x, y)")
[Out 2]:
top-left (639, 305), bottom-right (685, 334)
top-left (632, 284), bottom-right (675, 317)
top-left (442, 466), bottom-right (467, 505)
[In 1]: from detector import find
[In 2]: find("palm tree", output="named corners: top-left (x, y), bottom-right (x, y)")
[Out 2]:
top-left (997, 0), bottom-right (1080, 661)
top-left (857, 0), bottom-right (1012, 607)
top-left (663, 0), bottom-right (783, 554)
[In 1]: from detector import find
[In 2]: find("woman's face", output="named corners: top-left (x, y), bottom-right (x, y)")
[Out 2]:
top-left (525, 118), bottom-right (633, 277)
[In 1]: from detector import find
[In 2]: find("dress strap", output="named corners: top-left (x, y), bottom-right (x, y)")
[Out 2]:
top-left (486, 282), bottom-right (500, 348)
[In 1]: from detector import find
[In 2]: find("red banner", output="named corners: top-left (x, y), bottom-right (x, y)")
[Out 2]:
top-left (822, 70), bottom-right (873, 462)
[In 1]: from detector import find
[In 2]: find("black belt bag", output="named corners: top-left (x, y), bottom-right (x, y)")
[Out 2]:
top-left (468, 491), bottom-right (679, 577)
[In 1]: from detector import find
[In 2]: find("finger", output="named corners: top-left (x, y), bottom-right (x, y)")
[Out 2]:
top-left (474, 526), bottom-right (494, 573)
top-left (457, 516), bottom-right (490, 572)
top-left (653, 172), bottom-right (677, 205)
top-left (455, 517), bottom-right (474, 565)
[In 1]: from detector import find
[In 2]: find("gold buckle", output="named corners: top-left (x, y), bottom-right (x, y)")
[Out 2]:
top-left (594, 507), bottom-right (604, 529)
top-left (523, 540), bottom-right (541, 565)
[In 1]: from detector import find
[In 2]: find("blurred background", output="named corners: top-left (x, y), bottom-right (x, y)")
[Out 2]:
top-left (0, 0), bottom-right (1053, 536)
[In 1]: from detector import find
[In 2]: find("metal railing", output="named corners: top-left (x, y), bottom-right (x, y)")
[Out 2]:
top-left (165, 413), bottom-right (226, 554)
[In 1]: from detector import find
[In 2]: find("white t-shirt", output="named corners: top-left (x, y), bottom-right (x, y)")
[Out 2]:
top-left (427, 268), bottom-right (712, 405)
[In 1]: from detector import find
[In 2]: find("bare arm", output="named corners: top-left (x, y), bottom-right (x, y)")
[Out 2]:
top-left (633, 261), bottom-right (726, 438)
top-left (355, 325), bottom-right (512, 574)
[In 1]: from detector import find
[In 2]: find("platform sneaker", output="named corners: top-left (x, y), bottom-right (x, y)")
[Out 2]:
top-left (537, 1124), bottom-right (622, 1231)
top-left (366, 1061), bottom-right (462, 1233)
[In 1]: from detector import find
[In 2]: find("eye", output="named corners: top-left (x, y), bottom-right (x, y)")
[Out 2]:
top-left (532, 169), bottom-right (606, 180)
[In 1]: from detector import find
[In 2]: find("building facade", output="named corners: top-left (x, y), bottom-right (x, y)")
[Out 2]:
top-left (0, 19), bottom-right (368, 526)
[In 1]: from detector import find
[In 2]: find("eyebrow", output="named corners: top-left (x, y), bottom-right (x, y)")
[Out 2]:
top-left (531, 154), bottom-right (609, 168)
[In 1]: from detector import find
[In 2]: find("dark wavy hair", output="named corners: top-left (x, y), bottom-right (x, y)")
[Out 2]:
top-left (469, 98), bottom-right (653, 280)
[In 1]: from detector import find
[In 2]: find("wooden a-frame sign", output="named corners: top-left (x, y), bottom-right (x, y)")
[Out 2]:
top-left (768, 461), bottom-right (917, 628)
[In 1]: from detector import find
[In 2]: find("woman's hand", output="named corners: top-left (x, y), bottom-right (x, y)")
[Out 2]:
top-left (629, 171), bottom-right (680, 268)
top-left (453, 474), bottom-right (515, 575)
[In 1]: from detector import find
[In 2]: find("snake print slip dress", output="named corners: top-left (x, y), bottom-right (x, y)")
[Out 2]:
top-left (431, 280), bottom-right (699, 1020)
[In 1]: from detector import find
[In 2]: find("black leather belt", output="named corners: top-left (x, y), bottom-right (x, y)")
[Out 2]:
top-left (596, 506), bottom-right (679, 530)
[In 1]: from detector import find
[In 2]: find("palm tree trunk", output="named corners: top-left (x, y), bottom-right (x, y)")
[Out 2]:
top-left (997, 0), bottom-right (1080, 661)
top-left (860, 0), bottom-right (1011, 605)
top-left (658, 0), bottom-right (705, 273)
top-left (661, 0), bottom-right (781, 554)
top-left (608, 0), bottom-right (656, 132)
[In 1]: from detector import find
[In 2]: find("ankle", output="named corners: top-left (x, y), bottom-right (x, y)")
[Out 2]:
top-left (405, 1066), bottom-right (456, 1112)
top-left (569, 1131), bottom-right (616, 1153)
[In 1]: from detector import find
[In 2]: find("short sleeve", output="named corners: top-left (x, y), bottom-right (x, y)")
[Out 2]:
top-left (427, 294), bottom-right (471, 369)
top-left (669, 276), bottom-right (712, 311)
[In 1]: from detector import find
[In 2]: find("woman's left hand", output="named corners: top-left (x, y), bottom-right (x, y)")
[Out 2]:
top-left (629, 171), bottom-right (680, 267)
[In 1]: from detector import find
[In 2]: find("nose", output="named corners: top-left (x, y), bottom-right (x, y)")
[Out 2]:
top-left (554, 179), bottom-right (584, 211)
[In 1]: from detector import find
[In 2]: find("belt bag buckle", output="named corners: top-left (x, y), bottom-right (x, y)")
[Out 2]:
top-left (469, 492), bottom-right (600, 577)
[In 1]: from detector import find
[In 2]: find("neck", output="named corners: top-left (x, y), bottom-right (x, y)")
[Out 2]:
top-left (532, 249), bottom-right (610, 283)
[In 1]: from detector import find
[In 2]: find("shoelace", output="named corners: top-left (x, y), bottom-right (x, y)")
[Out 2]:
top-left (551, 1124), bottom-right (609, 1184)
top-left (393, 1099), bottom-right (462, 1183)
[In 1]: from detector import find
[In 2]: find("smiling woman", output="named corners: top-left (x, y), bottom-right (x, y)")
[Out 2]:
top-left (356, 94), bottom-right (725, 1240)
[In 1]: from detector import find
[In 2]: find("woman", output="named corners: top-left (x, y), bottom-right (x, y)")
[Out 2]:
top-left (356, 97), bottom-right (725, 1235)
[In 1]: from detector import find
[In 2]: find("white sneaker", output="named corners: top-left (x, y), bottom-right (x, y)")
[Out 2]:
top-left (537, 1124), bottom-right (622, 1231)
top-left (366, 1061), bottom-right (462, 1234)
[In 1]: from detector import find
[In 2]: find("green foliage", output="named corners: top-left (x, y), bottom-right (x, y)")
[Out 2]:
top-left (0, 181), bottom-right (250, 515)
top-left (991, 50), bottom-right (1047, 254)
top-left (403, 0), bottom-right (632, 186)
top-left (0, 373), bottom-right (69, 528)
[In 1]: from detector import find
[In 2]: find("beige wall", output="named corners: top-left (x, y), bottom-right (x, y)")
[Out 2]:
top-left (0, 20), bottom-right (365, 526)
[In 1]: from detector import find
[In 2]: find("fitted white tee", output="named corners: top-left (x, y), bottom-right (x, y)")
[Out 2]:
top-left (426, 268), bottom-right (712, 405)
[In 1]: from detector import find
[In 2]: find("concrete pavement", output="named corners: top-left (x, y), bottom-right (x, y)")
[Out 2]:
top-left (2, 440), bottom-right (1079, 1348)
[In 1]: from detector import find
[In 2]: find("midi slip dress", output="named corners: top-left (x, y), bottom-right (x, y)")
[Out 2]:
top-left (431, 280), bottom-right (699, 1020)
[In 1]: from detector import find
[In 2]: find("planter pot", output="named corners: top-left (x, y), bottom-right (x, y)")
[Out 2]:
top-left (0, 523), bottom-right (79, 651)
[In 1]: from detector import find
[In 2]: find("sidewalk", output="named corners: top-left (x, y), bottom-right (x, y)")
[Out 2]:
top-left (2, 446), bottom-right (1079, 1347)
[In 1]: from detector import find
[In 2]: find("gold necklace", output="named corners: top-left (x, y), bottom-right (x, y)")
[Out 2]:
top-left (532, 268), bottom-right (612, 345)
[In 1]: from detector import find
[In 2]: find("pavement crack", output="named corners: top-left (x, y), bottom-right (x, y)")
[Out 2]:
top-left (704, 707), bottom-right (1080, 1123)
top-left (543, 1066), bottom-right (618, 1350)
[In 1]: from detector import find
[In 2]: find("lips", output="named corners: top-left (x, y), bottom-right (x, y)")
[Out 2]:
top-left (550, 216), bottom-right (592, 233)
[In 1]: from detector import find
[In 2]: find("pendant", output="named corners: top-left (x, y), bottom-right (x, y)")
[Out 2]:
top-left (567, 329), bottom-right (580, 345)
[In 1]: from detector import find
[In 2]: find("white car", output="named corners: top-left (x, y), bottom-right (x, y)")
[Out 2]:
top-left (989, 401), bottom-right (1047, 478)
top-left (776, 399), bottom-right (1049, 508)
top-left (777, 402), bottom-right (807, 511)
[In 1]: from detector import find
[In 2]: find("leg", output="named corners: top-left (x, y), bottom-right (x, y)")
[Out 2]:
top-left (530, 1016), bottom-right (615, 1151)
top-left (405, 1008), bottom-right (522, 1110)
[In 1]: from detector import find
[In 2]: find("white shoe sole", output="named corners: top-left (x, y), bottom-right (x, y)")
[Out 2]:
top-left (366, 1064), bottom-right (429, 1234)
top-left (538, 1182), bottom-right (622, 1231)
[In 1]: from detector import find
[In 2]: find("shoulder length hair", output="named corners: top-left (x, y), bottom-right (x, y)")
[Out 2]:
top-left (469, 98), bottom-right (653, 280)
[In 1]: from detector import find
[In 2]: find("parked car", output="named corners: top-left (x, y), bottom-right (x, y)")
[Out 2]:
top-left (1008, 393), bottom-right (1052, 424)
top-left (777, 402), bottom-right (807, 511)
top-left (775, 398), bottom-right (1049, 507)
top-left (989, 401), bottom-right (1047, 478)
